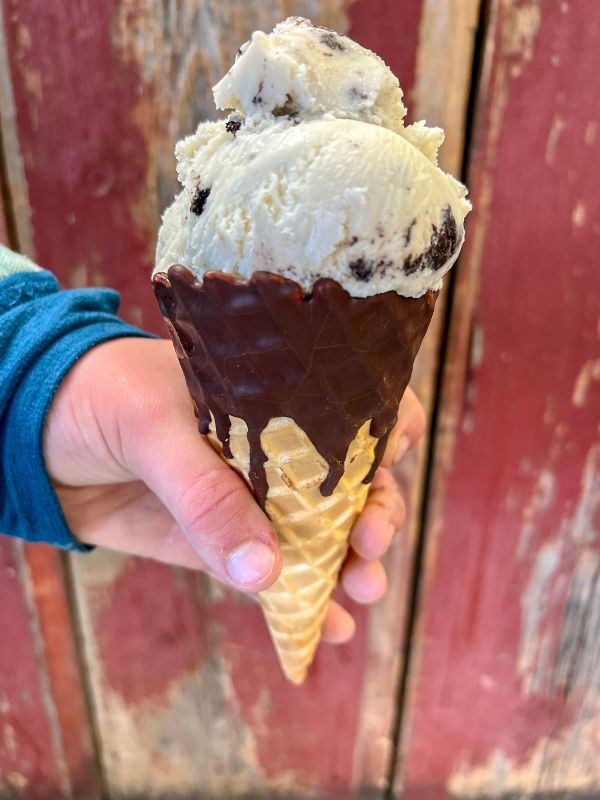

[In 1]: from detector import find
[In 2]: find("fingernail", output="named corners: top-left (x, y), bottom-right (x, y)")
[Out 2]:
top-left (226, 540), bottom-right (276, 588)
top-left (394, 434), bottom-right (410, 464)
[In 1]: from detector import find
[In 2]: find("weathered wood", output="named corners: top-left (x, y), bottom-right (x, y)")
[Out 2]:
top-left (349, 0), bottom-right (480, 790)
top-left (24, 547), bottom-right (101, 799)
top-left (1, 20), bottom-right (100, 795)
top-left (398, 0), bottom-right (600, 796)
top-left (0, 0), bottom-right (478, 795)
top-left (0, 0), bottom-right (33, 255)
top-left (0, 540), bottom-right (64, 798)
top-left (0, 540), bottom-right (100, 798)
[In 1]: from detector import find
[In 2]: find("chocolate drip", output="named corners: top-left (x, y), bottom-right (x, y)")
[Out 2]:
top-left (153, 266), bottom-right (436, 508)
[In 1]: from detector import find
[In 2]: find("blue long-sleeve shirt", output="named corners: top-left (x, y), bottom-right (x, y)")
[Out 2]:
top-left (0, 245), bottom-right (153, 550)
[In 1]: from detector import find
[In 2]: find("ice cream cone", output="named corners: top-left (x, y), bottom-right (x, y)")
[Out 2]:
top-left (207, 414), bottom-right (377, 683)
top-left (151, 15), bottom-right (470, 685)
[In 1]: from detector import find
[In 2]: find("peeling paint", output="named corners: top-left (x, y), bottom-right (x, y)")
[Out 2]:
top-left (454, 518), bottom-right (600, 795)
top-left (68, 263), bottom-right (89, 289)
top-left (584, 120), bottom-right (598, 146)
top-left (502, 0), bottom-right (542, 76)
top-left (71, 554), bottom-right (270, 796)
top-left (448, 717), bottom-right (600, 798)
top-left (518, 468), bottom-right (556, 557)
top-left (545, 114), bottom-right (565, 165)
top-left (518, 539), bottom-right (561, 691)
top-left (571, 200), bottom-right (587, 228)
top-left (5, 770), bottom-right (27, 791)
top-left (12, 23), bottom-right (42, 130)
top-left (125, 304), bottom-right (144, 326)
top-left (71, 548), bottom-right (128, 590)
top-left (569, 444), bottom-right (600, 547)
top-left (469, 323), bottom-right (484, 369)
top-left (93, 671), bottom-right (270, 796)
top-left (572, 359), bottom-right (600, 407)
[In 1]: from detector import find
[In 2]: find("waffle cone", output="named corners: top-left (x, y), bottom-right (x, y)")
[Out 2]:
top-left (152, 267), bottom-right (438, 684)
top-left (207, 414), bottom-right (378, 684)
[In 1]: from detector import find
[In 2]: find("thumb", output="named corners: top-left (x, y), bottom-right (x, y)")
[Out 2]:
top-left (130, 407), bottom-right (281, 592)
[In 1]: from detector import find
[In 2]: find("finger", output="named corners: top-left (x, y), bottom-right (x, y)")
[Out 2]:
top-left (128, 404), bottom-right (281, 592)
top-left (321, 600), bottom-right (356, 644)
top-left (380, 386), bottom-right (427, 468)
top-left (350, 468), bottom-right (405, 560)
top-left (340, 553), bottom-right (388, 605)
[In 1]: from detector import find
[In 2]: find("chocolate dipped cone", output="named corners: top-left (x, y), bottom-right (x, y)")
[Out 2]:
top-left (153, 265), bottom-right (436, 684)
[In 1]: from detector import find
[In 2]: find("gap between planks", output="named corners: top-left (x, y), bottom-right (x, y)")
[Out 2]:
top-left (0, 4), bottom-right (105, 796)
top-left (0, 1), bottom-right (34, 254)
top-left (62, 553), bottom-right (111, 800)
top-left (384, 0), bottom-right (491, 797)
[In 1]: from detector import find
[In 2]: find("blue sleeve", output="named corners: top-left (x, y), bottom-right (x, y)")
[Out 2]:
top-left (0, 257), bottom-right (155, 551)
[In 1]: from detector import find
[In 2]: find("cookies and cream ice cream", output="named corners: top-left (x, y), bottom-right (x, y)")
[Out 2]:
top-left (155, 17), bottom-right (470, 298)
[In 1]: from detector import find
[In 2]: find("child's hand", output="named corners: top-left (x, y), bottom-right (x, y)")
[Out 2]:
top-left (44, 338), bottom-right (425, 644)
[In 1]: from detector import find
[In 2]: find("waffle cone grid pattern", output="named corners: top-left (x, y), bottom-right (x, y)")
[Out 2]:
top-left (207, 415), bottom-right (377, 684)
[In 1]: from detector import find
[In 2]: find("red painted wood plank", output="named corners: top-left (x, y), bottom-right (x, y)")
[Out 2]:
top-left (2, 0), bottom-right (162, 331)
top-left (0, 141), bottom-right (98, 799)
top-left (0, 541), bottom-right (62, 798)
top-left (0, 541), bottom-right (99, 798)
top-left (24, 545), bottom-right (99, 798)
top-left (212, 591), bottom-right (370, 788)
top-left (400, 0), bottom-right (600, 795)
top-left (0, 542), bottom-right (100, 800)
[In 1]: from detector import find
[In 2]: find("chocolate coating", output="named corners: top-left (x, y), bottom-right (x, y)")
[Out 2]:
top-left (153, 266), bottom-right (436, 508)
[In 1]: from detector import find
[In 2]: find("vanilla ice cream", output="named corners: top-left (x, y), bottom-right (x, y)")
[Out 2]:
top-left (155, 17), bottom-right (470, 298)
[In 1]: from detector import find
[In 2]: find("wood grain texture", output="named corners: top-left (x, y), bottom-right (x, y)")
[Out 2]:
top-left (1, 11), bottom-right (100, 795)
top-left (349, 0), bottom-right (480, 790)
top-left (0, 0), bottom-right (33, 255)
top-left (0, 541), bottom-right (65, 799)
top-left (22, 546), bottom-right (101, 799)
top-left (0, 541), bottom-right (100, 799)
top-left (398, 1), bottom-right (600, 797)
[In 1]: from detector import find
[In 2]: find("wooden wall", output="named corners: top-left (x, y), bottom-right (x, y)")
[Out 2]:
top-left (398, 1), bottom-right (600, 796)
top-left (1, 1), bottom-right (598, 798)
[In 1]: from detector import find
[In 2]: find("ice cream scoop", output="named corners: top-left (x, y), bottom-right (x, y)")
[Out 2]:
top-left (155, 16), bottom-right (470, 299)
top-left (212, 15), bottom-right (408, 131)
